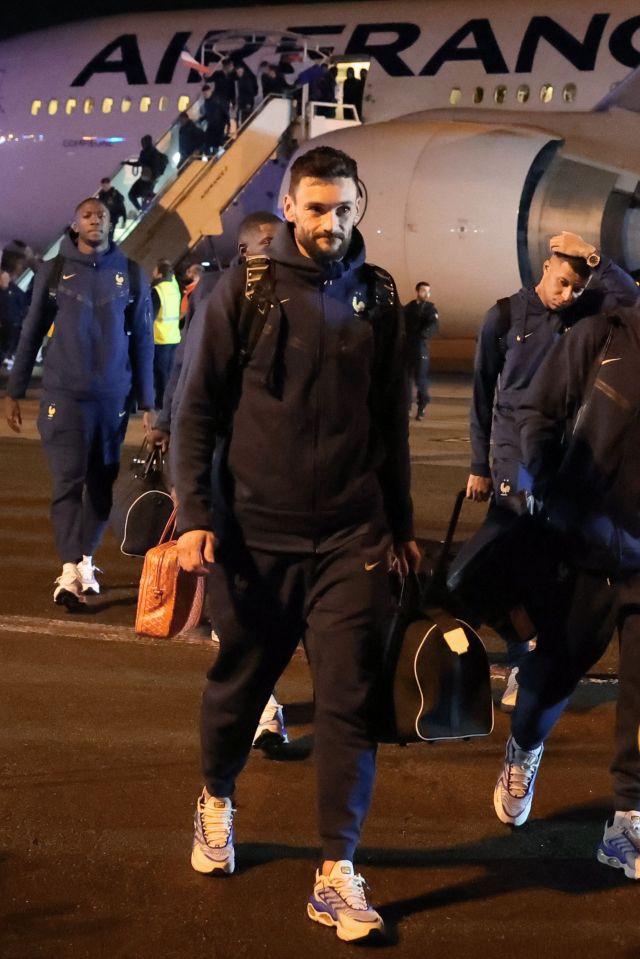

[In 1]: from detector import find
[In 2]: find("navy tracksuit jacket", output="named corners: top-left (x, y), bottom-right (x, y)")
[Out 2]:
top-left (469, 258), bottom-right (639, 497)
top-left (8, 235), bottom-right (154, 562)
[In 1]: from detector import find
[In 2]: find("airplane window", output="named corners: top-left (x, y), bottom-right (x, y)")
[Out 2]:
top-left (65, 98), bottom-right (77, 115)
top-left (121, 97), bottom-right (132, 114)
top-left (48, 99), bottom-right (59, 116)
top-left (83, 98), bottom-right (94, 115)
top-left (540, 84), bottom-right (554, 103)
top-left (449, 87), bottom-right (462, 106)
top-left (178, 95), bottom-right (191, 112)
top-left (139, 96), bottom-right (152, 113)
top-left (473, 87), bottom-right (484, 104)
top-left (563, 83), bottom-right (577, 103)
top-left (159, 96), bottom-right (169, 112)
top-left (516, 85), bottom-right (530, 104)
top-left (494, 86), bottom-right (507, 104)
top-left (102, 97), bottom-right (114, 114)
top-left (31, 100), bottom-right (42, 117)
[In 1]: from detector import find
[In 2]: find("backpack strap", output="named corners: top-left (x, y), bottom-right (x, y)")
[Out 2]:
top-left (363, 263), bottom-right (396, 374)
top-left (495, 297), bottom-right (511, 345)
top-left (43, 253), bottom-right (66, 334)
top-left (236, 254), bottom-right (276, 368)
top-left (124, 257), bottom-right (141, 335)
top-left (45, 252), bottom-right (65, 307)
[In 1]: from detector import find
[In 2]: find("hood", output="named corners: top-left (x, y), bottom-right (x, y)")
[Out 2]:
top-left (520, 286), bottom-right (554, 317)
top-left (59, 233), bottom-right (118, 267)
top-left (267, 221), bottom-right (366, 281)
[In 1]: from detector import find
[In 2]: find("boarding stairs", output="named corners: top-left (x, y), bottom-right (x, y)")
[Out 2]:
top-left (119, 95), bottom-right (296, 272)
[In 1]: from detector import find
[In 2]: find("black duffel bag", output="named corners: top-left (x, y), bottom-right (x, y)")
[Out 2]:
top-left (374, 492), bottom-right (493, 744)
top-left (110, 444), bottom-right (174, 557)
top-left (375, 572), bottom-right (493, 744)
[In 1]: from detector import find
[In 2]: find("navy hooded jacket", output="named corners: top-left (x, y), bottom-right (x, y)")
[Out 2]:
top-left (174, 221), bottom-right (413, 551)
top-left (469, 258), bottom-right (639, 479)
top-left (8, 235), bottom-right (154, 409)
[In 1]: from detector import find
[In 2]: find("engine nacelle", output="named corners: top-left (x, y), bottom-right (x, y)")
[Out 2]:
top-left (281, 118), bottom-right (640, 338)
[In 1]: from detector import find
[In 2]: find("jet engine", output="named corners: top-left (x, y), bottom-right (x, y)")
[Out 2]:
top-left (281, 118), bottom-right (640, 339)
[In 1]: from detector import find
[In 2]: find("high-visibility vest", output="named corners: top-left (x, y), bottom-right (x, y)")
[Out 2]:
top-left (153, 278), bottom-right (181, 344)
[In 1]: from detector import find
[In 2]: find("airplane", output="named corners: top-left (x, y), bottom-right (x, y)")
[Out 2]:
top-left (1, 0), bottom-right (640, 347)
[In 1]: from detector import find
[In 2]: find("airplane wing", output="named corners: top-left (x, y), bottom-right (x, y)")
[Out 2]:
top-left (596, 65), bottom-right (640, 113)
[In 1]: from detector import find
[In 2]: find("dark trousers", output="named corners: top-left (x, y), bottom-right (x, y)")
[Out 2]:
top-left (202, 524), bottom-right (392, 861)
top-left (2, 322), bottom-right (22, 359)
top-left (407, 348), bottom-right (430, 412)
top-left (205, 124), bottom-right (226, 154)
top-left (237, 99), bottom-right (255, 125)
top-left (513, 566), bottom-right (640, 810)
top-left (153, 343), bottom-right (177, 409)
top-left (37, 391), bottom-right (128, 563)
top-left (486, 459), bottom-right (537, 667)
top-left (128, 178), bottom-right (154, 211)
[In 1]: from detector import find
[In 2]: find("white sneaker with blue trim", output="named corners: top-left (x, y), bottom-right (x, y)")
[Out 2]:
top-left (307, 860), bottom-right (384, 942)
top-left (597, 811), bottom-right (640, 879)
top-left (191, 792), bottom-right (235, 875)
top-left (252, 694), bottom-right (289, 749)
top-left (494, 735), bottom-right (544, 826)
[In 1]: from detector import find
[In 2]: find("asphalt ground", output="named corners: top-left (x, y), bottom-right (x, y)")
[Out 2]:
top-left (1, 375), bottom-right (634, 959)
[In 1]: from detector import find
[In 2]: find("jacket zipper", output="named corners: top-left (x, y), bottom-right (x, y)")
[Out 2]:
top-left (312, 282), bottom-right (328, 549)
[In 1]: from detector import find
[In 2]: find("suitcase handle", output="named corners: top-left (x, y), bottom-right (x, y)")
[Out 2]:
top-left (426, 489), bottom-right (467, 604)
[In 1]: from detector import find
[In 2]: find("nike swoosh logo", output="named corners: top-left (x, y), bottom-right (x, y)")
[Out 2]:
top-left (602, 357), bottom-right (621, 364)
top-left (62, 273), bottom-right (76, 280)
top-left (364, 561), bottom-right (381, 571)
top-left (523, 332), bottom-right (534, 339)
top-left (118, 411), bottom-right (126, 417)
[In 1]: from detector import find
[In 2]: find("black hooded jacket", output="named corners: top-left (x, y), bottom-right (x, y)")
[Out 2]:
top-left (174, 222), bottom-right (413, 551)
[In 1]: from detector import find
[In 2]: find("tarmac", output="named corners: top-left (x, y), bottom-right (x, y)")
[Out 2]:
top-left (1, 374), bottom-right (635, 959)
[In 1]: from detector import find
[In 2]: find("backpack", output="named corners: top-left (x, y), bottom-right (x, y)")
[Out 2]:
top-left (151, 148), bottom-right (169, 179)
top-left (44, 252), bottom-right (141, 335)
top-left (234, 255), bottom-right (396, 385)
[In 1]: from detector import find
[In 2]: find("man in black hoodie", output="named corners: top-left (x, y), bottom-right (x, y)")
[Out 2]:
top-left (175, 146), bottom-right (419, 942)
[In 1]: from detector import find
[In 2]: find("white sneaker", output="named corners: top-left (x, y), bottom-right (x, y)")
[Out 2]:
top-left (597, 811), bottom-right (640, 879)
top-left (252, 694), bottom-right (289, 749)
top-left (191, 792), bottom-right (235, 875)
top-left (501, 667), bottom-right (519, 713)
top-left (53, 563), bottom-right (86, 609)
top-left (308, 861), bottom-right (384, 942)
top-left (76, 556), bottom-right (101, 595)
top-left (494, 735), bottom-right (544, 826)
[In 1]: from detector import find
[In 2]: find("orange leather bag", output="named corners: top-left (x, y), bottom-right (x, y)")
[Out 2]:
top-left (135, 508), bottom-right (206, 638)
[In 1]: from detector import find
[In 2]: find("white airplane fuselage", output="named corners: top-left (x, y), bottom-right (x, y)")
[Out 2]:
top-left (1, 0), bottom-right (639, 336)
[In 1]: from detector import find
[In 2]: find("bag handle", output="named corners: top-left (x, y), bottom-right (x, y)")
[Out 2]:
top-left (158, 507), bottom-right (177, 545)
top-left (428, 489), bottom-right (466, 600)
top-left (394, 489), bottom-right (466, 611)
top-left (143, 444), bottom-right (164, 478)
